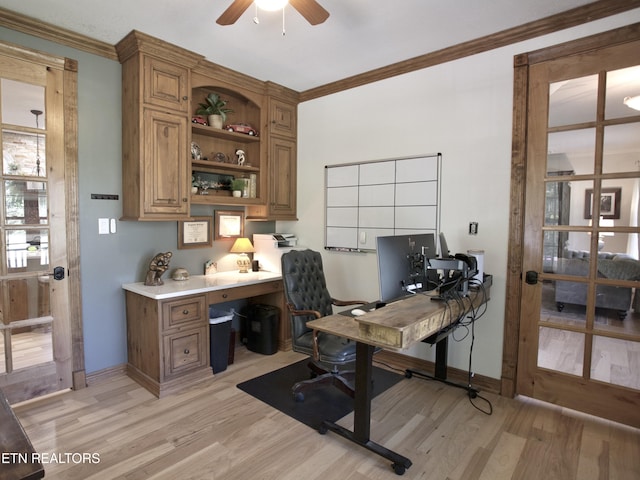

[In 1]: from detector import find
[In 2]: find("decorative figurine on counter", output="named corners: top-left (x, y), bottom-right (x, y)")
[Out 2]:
top-left (144, 251), bottom-right (173, 286)
top-left (236, 149), bottom-right (246, 166)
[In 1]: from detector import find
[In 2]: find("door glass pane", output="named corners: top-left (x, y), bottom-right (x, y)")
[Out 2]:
top-left (543, 279), bottom-right (589, 328)
top-left (0, 278), bottom-right (53, 373)
top-left (4, 180), bottom-right (47, 225)
top-left (9, 324), bottom-right (53, 370)
top-left (606, 65), bottom-right (640, 120)
top-left (537, 325), bottom-right (584, 376)
top-left (548, 75), bottom-right (598, 127)
top-left (0, 79), bottom-right (45, 128)
top-left (547, 129), bottom-right (595, 175)
top-left (5, 228), bottom-right (49, 273)
top-left (591, 335), bottom-right (640, 389)
top-left (603, 122), bottom-right (640, 174)
top-left (2, 129), bottom-right (46, 176)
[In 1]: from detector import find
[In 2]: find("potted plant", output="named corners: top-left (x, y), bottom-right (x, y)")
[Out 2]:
top-left (195, 92), bottom-right (233, 129)
top-left (231, 178), bottom-right (245, 198)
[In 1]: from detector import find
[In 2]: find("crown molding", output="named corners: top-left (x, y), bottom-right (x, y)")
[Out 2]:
top-left (0, 1), bottom-right (638, 101)
top-left (0, 6), bottom-right (117, 61)
top-left (299, 0), bottom-right (640, 101)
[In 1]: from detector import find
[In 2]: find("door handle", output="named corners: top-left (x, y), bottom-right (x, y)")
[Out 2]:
top-left (525, 270), bottom-right (539, 285)
top-left (49, 266), bottom-right (66, 281)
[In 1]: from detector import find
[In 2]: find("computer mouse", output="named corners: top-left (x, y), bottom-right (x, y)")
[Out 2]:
top-left (351, 308), bottom-right (366, 316)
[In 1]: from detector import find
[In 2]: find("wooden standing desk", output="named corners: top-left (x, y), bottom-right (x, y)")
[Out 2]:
top-left (307, 284), bottom-right (489, 475)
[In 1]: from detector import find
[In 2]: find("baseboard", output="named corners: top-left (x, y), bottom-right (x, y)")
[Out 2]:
top-left (375, 350), bottom-right (501, 395)
top-left (85, 363), bottom-right (127, 386)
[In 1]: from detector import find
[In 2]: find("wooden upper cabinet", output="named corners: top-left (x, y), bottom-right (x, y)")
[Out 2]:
top-left (116, 31), bottom-right (299, 221)
top-left (268, 136), bottom-right (297, 219)
top-left (116, 31), bottom-right (202, 221)
top-left (143, 56), bottom-right (190, 113)
top-left (247, 86), bottom-right (298, 220)
top-left (269, 97), bottom-right (297, 138)
top-left (142, 108), bottom-right (189, 217)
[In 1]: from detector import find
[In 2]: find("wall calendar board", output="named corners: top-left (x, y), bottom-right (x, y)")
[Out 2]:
top-left (325, 153), bottom-right (441, 252)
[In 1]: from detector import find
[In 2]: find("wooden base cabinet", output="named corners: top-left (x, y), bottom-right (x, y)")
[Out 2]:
top-left (125, 291), bottom-right (211, 398)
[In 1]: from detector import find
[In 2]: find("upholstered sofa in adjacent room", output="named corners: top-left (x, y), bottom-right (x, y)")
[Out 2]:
top-left (555, 249), bottom-right (640, 319)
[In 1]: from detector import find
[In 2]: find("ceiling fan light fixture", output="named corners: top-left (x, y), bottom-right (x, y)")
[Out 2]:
top-left (255, 0), bottom-right (288, 11)
top-left (623, 95), bottom-right (640, 111)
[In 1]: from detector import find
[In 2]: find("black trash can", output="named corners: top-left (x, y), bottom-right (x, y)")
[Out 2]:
top-left (209, 313), bottom-right (233, 373)
top-left (243, 304), bottom-right (279, 355)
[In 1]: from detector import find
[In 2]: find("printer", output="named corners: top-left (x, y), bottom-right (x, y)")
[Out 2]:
top-left (253, 234), bottom-right (301, 273)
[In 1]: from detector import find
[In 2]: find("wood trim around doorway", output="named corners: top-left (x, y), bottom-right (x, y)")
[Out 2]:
top-left (501, 22), bottom-right (640, 397)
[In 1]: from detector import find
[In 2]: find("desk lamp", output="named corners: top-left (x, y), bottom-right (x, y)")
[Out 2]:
top-left (230, 237), bottom-right (255, 273)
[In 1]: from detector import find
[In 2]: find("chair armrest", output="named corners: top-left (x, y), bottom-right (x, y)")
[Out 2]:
top-left (285, 302), bottom-right (322, 319)
top-left (332, 299), bottom-right (368, 307)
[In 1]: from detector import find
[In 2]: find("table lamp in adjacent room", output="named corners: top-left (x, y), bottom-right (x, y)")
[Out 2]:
top-left (230, 237), bottom-right (255, 273)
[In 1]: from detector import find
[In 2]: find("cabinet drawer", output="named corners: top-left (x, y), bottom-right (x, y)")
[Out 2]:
top-left (207, 280), bottom-right (282, 304)
top-left (162, 295), bottom-right (206, 331)
top-left (163, 327), bottom-right (207, 378)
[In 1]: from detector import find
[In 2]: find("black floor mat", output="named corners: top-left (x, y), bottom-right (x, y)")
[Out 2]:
top-left (237, 359), bottom-right (403, 430)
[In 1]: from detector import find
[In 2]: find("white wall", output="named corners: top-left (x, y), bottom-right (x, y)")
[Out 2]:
top-left (279, 10), bottom-right (640, 380)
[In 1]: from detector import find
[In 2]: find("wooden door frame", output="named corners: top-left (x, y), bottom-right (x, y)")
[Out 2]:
top-left (0, 41), bottom-right (85, 392)
top-left (502, 22), bottom-right (640, 397)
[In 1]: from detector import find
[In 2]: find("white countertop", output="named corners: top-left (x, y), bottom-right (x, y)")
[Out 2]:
top-left (122, 270), bottom-right (282, 300)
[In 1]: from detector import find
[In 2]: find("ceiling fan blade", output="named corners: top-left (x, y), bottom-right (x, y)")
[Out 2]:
top-left (217, 0), bottom-right (254, 25)
top-left (289, 0), bottom-right (329, 25)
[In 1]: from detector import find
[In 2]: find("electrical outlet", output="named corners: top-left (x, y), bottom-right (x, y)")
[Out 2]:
top-left (469, 222), bottom-right (479, 235)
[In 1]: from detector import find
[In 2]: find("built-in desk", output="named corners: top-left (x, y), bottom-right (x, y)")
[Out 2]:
top-left (122, 271), bottom-right (287, 397)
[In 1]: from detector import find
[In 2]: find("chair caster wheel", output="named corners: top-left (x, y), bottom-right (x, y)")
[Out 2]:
top-left (318, 424), bottom-right (328, 435)
top-left (405, 371), bottom-right (413, 379)
top-left (293, 392), bottom-right (305, 402)
top-left (392, 463), bottom-right (406, 475)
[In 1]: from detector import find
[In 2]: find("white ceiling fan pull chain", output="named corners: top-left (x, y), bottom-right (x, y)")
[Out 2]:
top-left (282, 6), bottom-right (286, 36)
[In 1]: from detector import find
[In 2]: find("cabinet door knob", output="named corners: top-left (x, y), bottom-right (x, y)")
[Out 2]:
top-left (182, 96), bottom-right (188, 101)
top-left (184, 349), bottom-right (190, 354)
top-left (183, 309), bottom-right (189, 315)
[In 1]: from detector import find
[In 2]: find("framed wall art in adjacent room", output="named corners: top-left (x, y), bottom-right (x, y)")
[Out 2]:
top-left (584, 187), bottom-right (621, 220)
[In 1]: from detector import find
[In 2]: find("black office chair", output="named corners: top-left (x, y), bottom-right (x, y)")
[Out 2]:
top-left (281, 249), bottom-right (367, 402)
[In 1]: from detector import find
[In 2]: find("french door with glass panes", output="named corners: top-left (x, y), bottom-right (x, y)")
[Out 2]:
top-left (0, 45), bottom-right (73, 402)
top-left (518, 36), bottom-right (640, 426)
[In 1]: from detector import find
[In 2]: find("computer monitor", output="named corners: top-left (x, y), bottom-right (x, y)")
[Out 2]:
top-left (376, 233), bottom-right (437, 303)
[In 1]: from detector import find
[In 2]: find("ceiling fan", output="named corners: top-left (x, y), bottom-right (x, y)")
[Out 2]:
top-left (217, 0), bottom-right (329, 26)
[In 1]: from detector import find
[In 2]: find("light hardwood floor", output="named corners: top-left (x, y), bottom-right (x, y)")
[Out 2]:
top-left (11, 346), bottom-right (640, 480)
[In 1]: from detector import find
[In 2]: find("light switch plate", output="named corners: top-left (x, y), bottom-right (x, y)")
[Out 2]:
top-left (98, 218), bottom-right (109, 235)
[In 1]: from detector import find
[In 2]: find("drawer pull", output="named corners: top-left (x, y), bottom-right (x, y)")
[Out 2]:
top-left (184, 349), bottom-right (190, 354)
top-left (183, 309), bottom-right (189, 315)
top-left (222, 294), bottom-right (228, 298)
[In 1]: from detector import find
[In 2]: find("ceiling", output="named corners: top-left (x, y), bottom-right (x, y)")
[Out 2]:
top-left (0, 0), bottom-right (599, 92)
